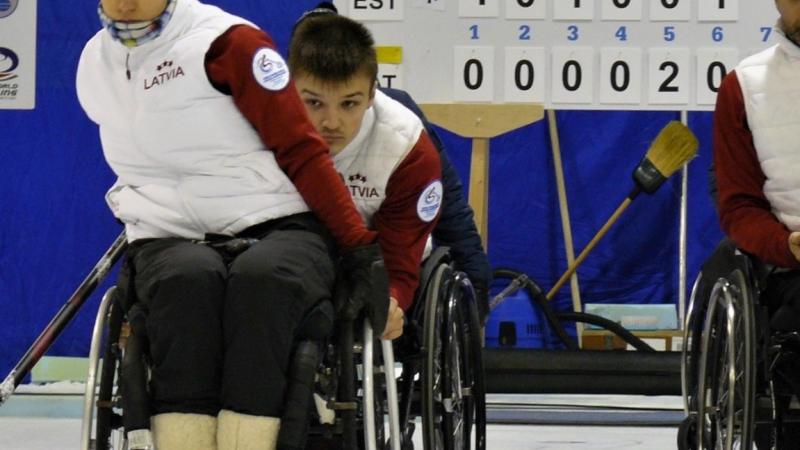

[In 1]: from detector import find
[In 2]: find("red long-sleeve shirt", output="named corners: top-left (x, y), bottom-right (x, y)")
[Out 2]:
top-left (204, 25), bottom-right (375, 251)
top-left (713, 71), bottom-right (800, 269)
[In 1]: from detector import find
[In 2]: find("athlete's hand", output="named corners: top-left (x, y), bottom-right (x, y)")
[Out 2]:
top-left (789, 232), bottom-right (800, 263)
top-left (381, 297), bottom-right (404, 340)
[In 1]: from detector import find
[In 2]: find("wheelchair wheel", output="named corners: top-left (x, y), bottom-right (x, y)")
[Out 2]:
top-left (361, 321), bottom-right (390, 450)
top-left (678, 414), bottom-right (698, 450)
top-left (696, 269), bottom-right (757, 450)
top-left (456, 273), bottom-right (486, 450)
top-left (682, 273), bottom-right (704, 417)
top-left (422, 264), bottom-right (477, 450)
top-left (82, 287), bottom-right (126, 450)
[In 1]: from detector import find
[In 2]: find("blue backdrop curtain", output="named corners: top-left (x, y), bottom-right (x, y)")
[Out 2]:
top-left (0, 1), bottom-right (723, 375)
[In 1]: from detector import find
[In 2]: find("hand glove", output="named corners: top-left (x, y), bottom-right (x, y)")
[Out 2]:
top-left (339, 244), bottom-right (390, 335)
top-left (473, 282), bottom-right (490, 327)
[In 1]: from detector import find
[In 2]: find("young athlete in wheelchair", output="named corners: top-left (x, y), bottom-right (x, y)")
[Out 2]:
top-left (680, 2), bottom-right (800, 448)
top-left (286, 8), bottom-right (488, 447)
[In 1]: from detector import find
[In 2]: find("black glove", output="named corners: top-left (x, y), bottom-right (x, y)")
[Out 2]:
top-left (473, 282), bottom-right (490, 327)
top-left (339, 244), bottom-right (390, 335)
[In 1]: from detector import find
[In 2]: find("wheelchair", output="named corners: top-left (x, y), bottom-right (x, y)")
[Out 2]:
top-left (79, 245), bottom-right (485, 450)
top-left (679, 239), bottom-right (800, 450)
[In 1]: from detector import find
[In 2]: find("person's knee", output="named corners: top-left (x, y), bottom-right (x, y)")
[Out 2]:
top-left (135, 241), bottom-right (226, 305)
top-left (229, 235), bottom-right (334, 302)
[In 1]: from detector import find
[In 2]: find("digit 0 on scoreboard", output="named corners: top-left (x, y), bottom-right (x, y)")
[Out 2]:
top-left (504, 47), bottom-right (546, 102)
top-left (453, 46), bottom-right (495, 102)
top-left (551, 46), bottom-right (594, 104)
top-left (505, 0), bottom-right (546, 20)
top-left (599, 47), bottom-right (642, 104)
top-left (695, 48), bottom-right (738, 105)
top-left (649, 0), bottom-right (690, 21)
top-left (600, 0), bottom-right (642, 21)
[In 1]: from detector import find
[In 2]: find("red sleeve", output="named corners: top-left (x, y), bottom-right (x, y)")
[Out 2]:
top-left (714, 71), bottom-right (799, 268)
top-left (374, 132), bottom-right (442, 311)
top-left (204, 25), bottom-right (375, 250)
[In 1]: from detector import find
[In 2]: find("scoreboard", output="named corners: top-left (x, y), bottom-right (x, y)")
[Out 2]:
top-left (335, 0), bottom-right (778, 110)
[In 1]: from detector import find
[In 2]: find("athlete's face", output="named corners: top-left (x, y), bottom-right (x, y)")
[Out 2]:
top-left (776, 0), bottom-right (800, 44)
top-left (100, 0), bottom-right (168, 21)
top-left (294, 73), bottom-right (375, 156)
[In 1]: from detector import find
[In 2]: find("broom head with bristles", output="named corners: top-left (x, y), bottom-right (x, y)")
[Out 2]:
top-left (632, 120), bottom-right (699, 194)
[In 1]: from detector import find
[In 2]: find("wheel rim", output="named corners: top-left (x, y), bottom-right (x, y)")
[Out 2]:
top-left (442, 294), bottom-right (465, 450)
top-left (683, 273), bottom-right (704, 415)
top-left (423, 265), bottom-right (448, 450)
top-left (697, 269), bottom-right (755, 450)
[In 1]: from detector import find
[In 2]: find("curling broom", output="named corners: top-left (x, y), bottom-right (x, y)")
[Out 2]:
top-left (545, 120), bottom-right (699, 301)
top-left (0, 231), bottom-right (128, 405)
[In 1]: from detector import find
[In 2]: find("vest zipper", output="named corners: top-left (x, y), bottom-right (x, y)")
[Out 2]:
top-left (125, 53), bottom-right (131, 80)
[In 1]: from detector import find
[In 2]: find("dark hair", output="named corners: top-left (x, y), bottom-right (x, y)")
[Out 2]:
top-left (288, 13), bottom-right (378, 86)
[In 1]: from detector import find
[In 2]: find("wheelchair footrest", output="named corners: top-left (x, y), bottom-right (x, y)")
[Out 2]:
top-left (330, 401), bottom-right (358, 410)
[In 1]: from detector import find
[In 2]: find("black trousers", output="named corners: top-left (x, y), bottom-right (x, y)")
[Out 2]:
top-left (127, 213), bottom-right (336, 417)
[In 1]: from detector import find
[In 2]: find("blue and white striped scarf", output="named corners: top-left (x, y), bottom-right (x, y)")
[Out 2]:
top-left (98, 0), bottom-right (177, 48)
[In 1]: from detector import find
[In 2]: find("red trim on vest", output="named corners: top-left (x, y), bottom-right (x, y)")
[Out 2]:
top-left (375, 131), bottom-right (442, 310)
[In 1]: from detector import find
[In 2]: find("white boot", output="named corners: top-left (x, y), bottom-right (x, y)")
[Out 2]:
top-left (217, 409), bottom-right (280, 450)
top-left (151, 413), bottom-right (217, 450)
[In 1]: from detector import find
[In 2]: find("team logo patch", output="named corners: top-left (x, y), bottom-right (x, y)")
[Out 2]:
top-left (417, 180), bottom-right (443, 223)
top-left (252, 47), bottom-right (289, 91)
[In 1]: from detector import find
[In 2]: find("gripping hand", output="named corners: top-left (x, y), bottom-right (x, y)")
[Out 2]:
top-left (340, 244), bottom-right (390, 335)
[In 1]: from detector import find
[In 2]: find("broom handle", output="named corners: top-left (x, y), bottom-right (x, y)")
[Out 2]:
top-left (546, 191), bottom-right (637, 301)
top-left (0, 231), bottom-right (128, 405)
top-left (547, 109), bottom-right (583, 340)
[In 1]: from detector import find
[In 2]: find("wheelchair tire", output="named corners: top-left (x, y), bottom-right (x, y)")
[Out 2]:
top-left (441, 281), bottom-right (468, 450)
top-left (360, 329), bottom-right (387, 450)
top-left (682, 273), bottom-right (704, 417)
top-left (457, 273), bottom-right (487, 450)
top-left (84, 288), bottom-right (126, 450)
top-left (422, 265), bottom-right (480, 450)
top-left (696, 269), bottom-right (757, 450)
top-left (422, 264), bottom-right (448, 450)
top-left (677, 414), bottom-right (698, 450)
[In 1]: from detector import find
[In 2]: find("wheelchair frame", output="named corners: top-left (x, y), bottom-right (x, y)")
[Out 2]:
top-left (80, 245), bottom-right (486, 450)
top-left (680, 245), bottom-right (800, 450)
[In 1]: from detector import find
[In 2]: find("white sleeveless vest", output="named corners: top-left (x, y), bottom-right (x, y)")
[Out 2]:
top-left (333, 90), bottom-right (425, 227)
top-left (735, 32), bottom-right (800, 231)
top-left (76, 0), bottom-right (308, 241)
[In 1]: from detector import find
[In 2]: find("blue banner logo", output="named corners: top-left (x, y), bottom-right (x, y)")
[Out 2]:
top-left (0, 0), bottom-right (18, 19)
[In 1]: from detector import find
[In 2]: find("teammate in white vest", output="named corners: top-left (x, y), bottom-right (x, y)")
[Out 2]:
top-left (287, 7), bottom-right (444, 318)
top-left (714, 1), bottom-right (800, 447)
top-left (76, 1), bottom-right (394, 449)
